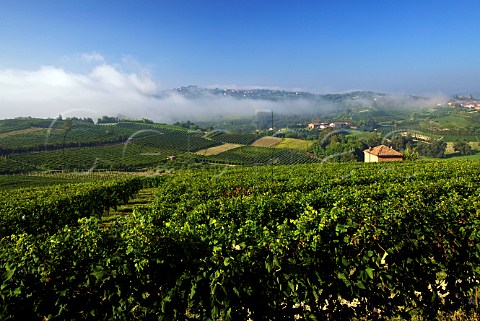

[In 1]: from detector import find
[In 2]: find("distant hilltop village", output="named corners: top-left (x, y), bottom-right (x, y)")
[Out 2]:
top-left (167, 85), bottom-right (480, 111)
top-left (447, 95), bottom-right (480, 110)
top-left (307, 121), bottom-right (352, 129)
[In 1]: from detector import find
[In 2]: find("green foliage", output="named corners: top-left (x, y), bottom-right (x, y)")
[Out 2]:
top-left (0, 171), bottom-right (136, 190)
top-left (453, 140), bottom-right (473, 156)
top-left (417, 139), bottom-right (447, 158)
top-left (389, 133), bottom-right (415, 151)
top-left (312, 129), bottom-right (365, 162)
top-left (0, 117), bottom-right (53, 134)
top-left (1, 161), bottom-right (480, 319)
top-left (173, 120), bottom-right (201, 130)
top-left (0, 120), bottom-right (199, 157)
top-left (0, 144), bottom-right (164, 174)
top-left (0, 178), bottom-right (144, 237)
top-left (97, 115), bottom-right (119, 124)
top-left (0, 119), bottom-right (231, 173)
top-left (208, 131), bottom-right (258, 145)
top-left (403, 147), bottom-right (419, 161)
top-left (130, 129), bottom-right (219, 152)
top-left (201, 146), bottom-right (320, 165)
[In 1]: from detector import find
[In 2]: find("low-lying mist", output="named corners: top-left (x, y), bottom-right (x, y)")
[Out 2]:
top-left (0, 57), bottom-right (448, 123)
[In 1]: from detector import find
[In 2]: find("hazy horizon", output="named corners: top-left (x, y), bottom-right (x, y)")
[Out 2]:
top-left (1, 1), bottom-right (479, 121)
top-left (0, 59), bottom-right (449, 122)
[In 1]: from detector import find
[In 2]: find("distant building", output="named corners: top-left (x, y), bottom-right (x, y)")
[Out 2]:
top-left (308, 122), bottom-right (320, 129)
top-left (363, 145), bottom-right (403, 163)
top-left (307, 122), bottom-right (331, 129)
top-left (308, 121), bottom-right (353, 130)
top-left (447, 99), bottom-right (480, 110)
top-left (400, 132), bottom-right (431, 141)
top-left (329, 122), bottom-right (352, 128)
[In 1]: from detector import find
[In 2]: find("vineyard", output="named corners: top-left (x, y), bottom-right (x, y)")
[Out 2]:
top-left (0, 171), bottom-right (139, 190)
top-left (1, 161), bottom-right (479, 320)
top-left (130, 129), bottom-right (220, 152)
top-left (0, 118), bottom-right (53, 135)
top-left (0, 118), bottom-right (327, 174)
top-left (0, 144), bottom-right (167, 173)
top-left (0, 123), bottom-right (131, 155)
top-left (200, 146), bottom-right (320, 165)
top-left (207, 131), bottom-right (259, 145)
top-left (0, 178), bottom-right (147, 237)
top-left (0, 142), bottom-right (322, 174)
top-left (0, 120), bottom-right (199, 156)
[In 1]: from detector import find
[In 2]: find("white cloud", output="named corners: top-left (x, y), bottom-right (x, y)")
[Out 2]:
top-left (0, 58), bottom-right (162, 120)
top-left (81, 52), bottom-right (105, 63)
top-left (0, 55), bottom-right (333, 122)
top-left (1, 56), bottom-right (445, 124)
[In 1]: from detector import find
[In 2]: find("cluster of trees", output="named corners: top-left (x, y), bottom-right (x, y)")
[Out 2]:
top-left (312, 128), bottom-right (454, 162)
top-left (410, 138), bottom-right (472, 158)
top-left (119, 118), bottom-right (154, 124)
top-left (173, 120), bottom-right (201, 130)
top-left (97, 116), bottom-right (119, 124)
top-left (386, 133), bottom-right (474, 158)
top-left (96, 116), bottom-right (155, 125)
top-left (312, 129), bottom-right (368, 162)
top-left (416, 140), bottom-right (447, 158)
top-left (453, 139), bottom-right (473, 156)
top-left (57, 116), bottom-right (94, 124)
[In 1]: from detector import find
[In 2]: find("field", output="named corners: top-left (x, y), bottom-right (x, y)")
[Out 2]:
top-left (445, 153), bottom-right (480, 161)
top-left (195, 143), bottom-right (243, 156)
top-left (1, 161), bottom-right (480, 320)
top-left (443, 142), bottom-right (480, 160)
top-left (274, 137), bottom-right (314, 152)
top-left (250, 136), bottom-right (282, 147)
top-left (442, 134), bottom-right (480, 142)
top-left (0, 119), bottom-right (323, 174)
top-left (199, 145), bottom-right (320, 165)
top-left (208, 132), bottom-right (258, 145)
top-left (0, 127), bottom-right (45, 139)
top-left (0, 171), bottom-right (136, 190)
top-left (0, 144), bottom-right (171, 174)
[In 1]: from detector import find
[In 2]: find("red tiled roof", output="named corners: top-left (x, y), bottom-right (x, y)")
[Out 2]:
top-left (364, 145), bottom-right (403, 157)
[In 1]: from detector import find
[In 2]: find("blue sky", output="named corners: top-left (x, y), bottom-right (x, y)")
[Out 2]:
top-left (0, 0), bottom-right (479, 119)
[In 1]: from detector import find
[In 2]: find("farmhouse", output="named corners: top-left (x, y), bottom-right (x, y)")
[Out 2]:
top-left (363, 145), bottom-right (403, 163)
top-left (307, 122), bottom-right (329, 129)
top-left (329, 121), bottom-right (352, 128)
top-left (308, 121), bottom-right (352, 129)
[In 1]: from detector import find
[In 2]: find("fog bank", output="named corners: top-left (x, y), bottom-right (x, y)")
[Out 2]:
top-left (0, 57), bottom-right (448, 122)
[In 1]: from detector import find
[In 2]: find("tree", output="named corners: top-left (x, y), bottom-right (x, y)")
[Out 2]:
top-left (313, 132), bottom-right (363, 162)
top-left (364, 132), bottom-right (382, 148)
top-left (417, 140), bottom-right (447, 158)
top-left (453, 140), bottom-right (473, 156)
top-left (389, 134), bottom-right (414, 151)
top-left (98, 116), bottom-right (118, 124)
top-left (403, 147), bottom-right (419, 161)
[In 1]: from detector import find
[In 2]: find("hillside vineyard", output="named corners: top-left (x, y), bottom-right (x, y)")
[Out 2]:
top-left (1, 161), bottom-right (479, 319)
